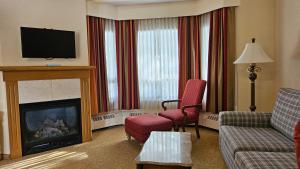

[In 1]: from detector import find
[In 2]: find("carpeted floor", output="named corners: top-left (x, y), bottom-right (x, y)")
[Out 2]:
top-left (0, 126), bottom-right (226, 169)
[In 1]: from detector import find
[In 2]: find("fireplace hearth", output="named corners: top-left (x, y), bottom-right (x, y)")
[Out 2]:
top-left (19, 99), bottom-right (82, 155)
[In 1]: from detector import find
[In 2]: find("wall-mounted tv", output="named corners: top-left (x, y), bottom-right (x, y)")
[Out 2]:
top-left (20, 27), bottom-right (76, 59)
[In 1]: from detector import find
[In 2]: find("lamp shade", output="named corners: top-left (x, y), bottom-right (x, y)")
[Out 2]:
top-left (234, 42), bottom-right (274, 64)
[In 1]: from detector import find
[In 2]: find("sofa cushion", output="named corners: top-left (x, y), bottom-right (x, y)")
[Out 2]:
top-left (220, 126), bottom-right (294, 158)
top-left (271, 88), bottom-right (300, 140)
top-left (235, 151), bottom-right (297, 169)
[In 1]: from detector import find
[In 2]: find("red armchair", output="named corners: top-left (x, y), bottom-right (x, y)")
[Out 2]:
top-left (158, 79), bottom-right (206, 138)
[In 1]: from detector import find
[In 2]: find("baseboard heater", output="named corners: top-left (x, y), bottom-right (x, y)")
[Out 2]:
top-left (92, 110), bottom-right (157, 130)
top-left (92, 111), bottom-right (219, 130)
top-left (198, 113), bottom-right (219, 130)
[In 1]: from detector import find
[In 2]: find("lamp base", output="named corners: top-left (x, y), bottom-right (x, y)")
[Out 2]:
top-left (248, 63), bottom-right (260, 112)
top-left (249, 105), bottom-right (256, 112)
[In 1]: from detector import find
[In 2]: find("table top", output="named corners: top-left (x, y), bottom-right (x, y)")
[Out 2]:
top-left (135, 131), bottom-right (192, 167)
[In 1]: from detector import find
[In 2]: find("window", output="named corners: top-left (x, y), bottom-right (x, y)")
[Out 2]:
top-left (201, 13), bottom-right (210, 81)
top-left (103, 16), bottom-right (210, 111)
top-left (137, 18), bottom-right (179, 110)
top-left (200, 13), bottom-right (210, 108)
top-left (104, 19), bottom-right (118, 110)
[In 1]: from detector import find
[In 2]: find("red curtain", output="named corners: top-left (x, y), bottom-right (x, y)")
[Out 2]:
top-left (87, 16), bottom-right (109, 115)
top-left (115, 20), bottom-right (140, 110)
top-left (178, 16), bottom-right (202, 99)
top-left (206, 8), bottom-right (235, 113)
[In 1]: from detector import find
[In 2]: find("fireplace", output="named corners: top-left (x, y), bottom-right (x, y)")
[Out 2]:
top-left (19, 98), bottom-right (82, 155)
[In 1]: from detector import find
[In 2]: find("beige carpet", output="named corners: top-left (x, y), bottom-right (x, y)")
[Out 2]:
top-left (0, 126), bottom-right (226, 169)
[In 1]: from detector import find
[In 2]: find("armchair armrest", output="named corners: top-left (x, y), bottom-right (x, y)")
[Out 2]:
top-left (181, 104), bottom-right (202, 116)
top-left (161, 99), bottom-right (181, 110)
top-left (219, 111), bottom-right (272, 128)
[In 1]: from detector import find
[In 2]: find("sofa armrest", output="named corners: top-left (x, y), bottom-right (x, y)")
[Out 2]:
top-left (219, 111), bottom-right (272, 128)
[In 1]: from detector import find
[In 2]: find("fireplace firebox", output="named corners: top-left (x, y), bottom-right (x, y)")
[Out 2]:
top-left (19, 98), bottom-right (82, 155)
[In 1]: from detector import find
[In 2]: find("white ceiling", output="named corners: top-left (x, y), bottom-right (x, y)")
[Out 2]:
top-left (88, 0), bottom-right (191, 5)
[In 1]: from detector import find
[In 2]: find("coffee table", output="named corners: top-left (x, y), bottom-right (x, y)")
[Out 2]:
top-left (135, 131), bottom-right (192, 169)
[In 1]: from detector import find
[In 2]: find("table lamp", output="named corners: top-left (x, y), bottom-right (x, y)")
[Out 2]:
top-left (234, 38), bottom-right (274, 112)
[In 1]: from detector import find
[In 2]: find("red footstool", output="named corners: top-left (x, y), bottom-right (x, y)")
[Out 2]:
top-left (125, 114), bottom-right (173, 143)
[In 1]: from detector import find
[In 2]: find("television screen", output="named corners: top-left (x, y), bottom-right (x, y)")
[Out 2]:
top-left (20, 27), bottom-right (76, 58)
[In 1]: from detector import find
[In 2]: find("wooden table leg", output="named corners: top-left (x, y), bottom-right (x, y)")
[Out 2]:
top-left (136, 164), bottom-right (143, 169)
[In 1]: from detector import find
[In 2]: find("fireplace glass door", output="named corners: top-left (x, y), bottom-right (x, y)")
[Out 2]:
top-left (19, 98), bottom-right (82, 155)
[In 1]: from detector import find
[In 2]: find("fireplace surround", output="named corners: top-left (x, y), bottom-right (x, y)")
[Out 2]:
top-left (0, 66), bottom-right (93, 159)
top-left (20, 99), bottom-right (82, 155)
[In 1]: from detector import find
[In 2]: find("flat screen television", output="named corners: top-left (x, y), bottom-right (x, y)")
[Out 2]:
top-left (20, 27), bottom-right (76, 58)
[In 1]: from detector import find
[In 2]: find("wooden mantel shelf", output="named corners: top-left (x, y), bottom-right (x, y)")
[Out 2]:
top-left (0, 66), bottom-right (95, 81)
top-left (0, 66), bottom-right (94, 159)
top-left (0, 66), bottom-right (94, 72)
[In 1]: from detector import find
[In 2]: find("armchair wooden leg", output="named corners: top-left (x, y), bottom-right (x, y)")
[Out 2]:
top-left (174, 124), bottom-right (179, 132)
top-left (195, 121), bottom-right (200, 139)
top-left (182, 116), bottom-right (187, 132)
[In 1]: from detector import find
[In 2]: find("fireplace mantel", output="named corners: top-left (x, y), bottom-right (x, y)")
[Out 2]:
top-left (0, 66), bottom-right (94, 159)
top-left (0, 66), bottom-right (93, 71)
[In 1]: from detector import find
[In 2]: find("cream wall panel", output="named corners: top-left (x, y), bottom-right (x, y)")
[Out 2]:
top-left (0, 72), bottom-right (10, 154)
top-left (18, 79), bottom-right (81, 103)
top-left (52, 79), bottom-right (81, 100)
top-left (18, 80), bottom-right (52, 104)
top-left (275, 0), bottom-right (300, 90)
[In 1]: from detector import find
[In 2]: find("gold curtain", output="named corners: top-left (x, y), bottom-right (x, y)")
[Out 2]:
top-left (206, 7), bottom-right (236, 113)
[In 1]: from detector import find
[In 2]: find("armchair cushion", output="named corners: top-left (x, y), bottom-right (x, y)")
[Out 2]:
top-left (271, 88), bottom-right (300, 140)
top-left (220, 126), bottom-right (294, 158)
top-left (158, 109), bottom-right (199, 125)
top-left (219, 111), bottom-right (272, 128)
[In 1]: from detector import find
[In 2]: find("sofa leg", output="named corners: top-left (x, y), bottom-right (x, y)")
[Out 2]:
top-left (126, 133), bottom-right (131, 141)
top-left (195, 121), bottom-right (200, 139)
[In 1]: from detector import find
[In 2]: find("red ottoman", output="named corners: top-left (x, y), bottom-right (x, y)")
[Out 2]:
top-left (125, 114), bottom-right (173, 143)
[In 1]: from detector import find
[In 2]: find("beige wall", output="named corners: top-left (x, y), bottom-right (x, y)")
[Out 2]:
top-left (87, 0), bottom-right (240, 20)
top-left (0, 0), bottom-right (89, 66)
top-left (0, 0), bottom-right (89, 155)
top-left (87, 2), bottom-right (118, 20)
top-left (235, 0), bottom-right (276, 112)
top-left (276, 0), bottom-right (300, 90)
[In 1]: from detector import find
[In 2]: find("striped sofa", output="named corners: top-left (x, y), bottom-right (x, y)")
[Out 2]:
top-left (219, 88), bottom-right (300, 169)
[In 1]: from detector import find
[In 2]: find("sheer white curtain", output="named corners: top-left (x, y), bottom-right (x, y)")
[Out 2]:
top-left (104, 19), bottom-right (118, 110)
top-left (200, 13), bottom-right (210, 110)
top-left (137, 18), bottom-right (179, 110)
